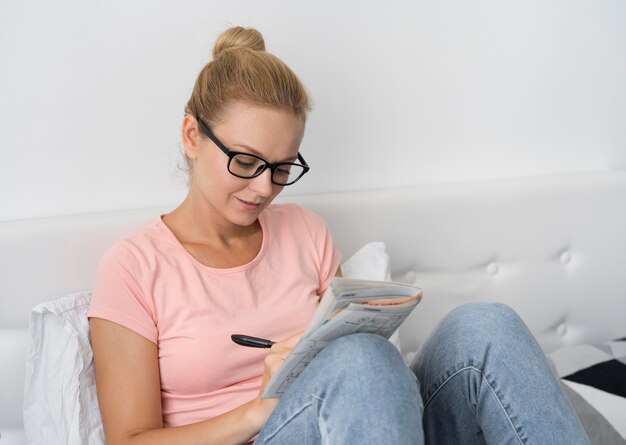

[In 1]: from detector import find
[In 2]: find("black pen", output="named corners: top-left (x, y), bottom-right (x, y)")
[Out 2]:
top-left (231, 334), bottom-right (275, 349)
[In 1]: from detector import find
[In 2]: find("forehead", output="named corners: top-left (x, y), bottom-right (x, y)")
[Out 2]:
top-left (212, 101), bottom-right (305, 159)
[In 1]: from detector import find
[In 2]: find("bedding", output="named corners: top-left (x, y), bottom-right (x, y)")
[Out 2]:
top-left (549, 339), bottom-right (626, 444)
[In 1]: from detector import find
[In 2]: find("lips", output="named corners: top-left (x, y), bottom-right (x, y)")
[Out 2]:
top-left (236, 197), bottom-right (263, 210)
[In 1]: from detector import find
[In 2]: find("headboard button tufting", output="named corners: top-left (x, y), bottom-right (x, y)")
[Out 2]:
top-left (487, 262), bottom-right (499, 276)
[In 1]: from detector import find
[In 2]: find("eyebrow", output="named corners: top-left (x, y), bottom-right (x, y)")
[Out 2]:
top-left (230, 142), bottom-right (299, 163)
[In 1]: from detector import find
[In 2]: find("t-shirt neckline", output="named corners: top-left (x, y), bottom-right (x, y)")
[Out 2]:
top-left (156, 212), bottom-right (269, 275)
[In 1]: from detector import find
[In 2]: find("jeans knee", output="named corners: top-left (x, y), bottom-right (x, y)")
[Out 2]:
top-left (441, 302), bottom-right (531, 346)
top-left (451, 301), bottom-right (521, 326)
top-left (321, 333), bottom-right (412, 380)
top-left (325, 333), bottom-right (399, 364)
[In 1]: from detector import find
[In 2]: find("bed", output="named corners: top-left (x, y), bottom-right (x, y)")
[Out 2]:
top-left (1, 170), bottom-right (624, 444)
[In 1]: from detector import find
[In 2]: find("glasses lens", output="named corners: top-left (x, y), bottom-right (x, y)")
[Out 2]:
top-left (229, 154), bottom-right (266, 178)
top-left (229, 153), bottom-right (307, 185)
top-left (272, 163), bottom-right (306, 185)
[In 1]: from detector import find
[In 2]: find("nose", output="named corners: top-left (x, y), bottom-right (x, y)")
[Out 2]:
top-left (248, 167), bottom-right (275, 196)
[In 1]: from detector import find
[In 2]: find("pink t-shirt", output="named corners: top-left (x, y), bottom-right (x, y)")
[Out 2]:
top-left (88, 203), bottom-right (341, 427)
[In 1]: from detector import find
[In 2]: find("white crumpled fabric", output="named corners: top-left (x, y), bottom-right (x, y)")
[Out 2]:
top-left (23, 291), bottom-right (104, 445)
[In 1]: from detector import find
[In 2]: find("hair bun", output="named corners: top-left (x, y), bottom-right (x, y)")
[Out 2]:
top-left (213, 26), bottom-right (266, 58)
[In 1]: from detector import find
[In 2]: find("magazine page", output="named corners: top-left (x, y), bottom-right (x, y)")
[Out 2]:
top-left (303, 278), bottom-right (421, 337)
top-left (263, 292), bottom-right (420, 398)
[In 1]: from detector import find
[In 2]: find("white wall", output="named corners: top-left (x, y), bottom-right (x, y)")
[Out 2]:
top-left (1, 0), bottom-right (625, 221)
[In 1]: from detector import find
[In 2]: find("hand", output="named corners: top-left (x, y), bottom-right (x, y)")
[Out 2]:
top-left (246, 332), bottom-right (303, 427)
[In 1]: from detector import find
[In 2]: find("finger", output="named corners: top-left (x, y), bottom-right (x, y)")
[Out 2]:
top-left (267, 344), bottom-right (293, 360)
top-left (276, 332), bottom-right (303, 348)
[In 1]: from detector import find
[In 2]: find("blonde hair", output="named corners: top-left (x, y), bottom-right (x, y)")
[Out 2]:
top-left (185, 26), bottom-right (311, 126)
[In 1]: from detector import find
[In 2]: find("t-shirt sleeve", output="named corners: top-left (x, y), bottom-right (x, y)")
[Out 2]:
top-left (295, 205), bottom-right (342, 293)
top-left (88, 242), bottom-right (158, 344)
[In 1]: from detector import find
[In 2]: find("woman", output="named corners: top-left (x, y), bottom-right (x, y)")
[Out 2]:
top-left (89, 26), bottom-right (590, 444)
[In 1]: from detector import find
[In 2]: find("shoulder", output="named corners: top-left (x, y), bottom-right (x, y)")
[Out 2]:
top-left (97, 217), bottom-right (170, 272)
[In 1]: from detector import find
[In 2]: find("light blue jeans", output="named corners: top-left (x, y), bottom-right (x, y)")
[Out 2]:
top-left (254, 303), bottom-right (590, 444)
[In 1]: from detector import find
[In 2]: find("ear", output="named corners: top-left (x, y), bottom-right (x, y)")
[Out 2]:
top-left (182, 114), bottom-right (202, 161)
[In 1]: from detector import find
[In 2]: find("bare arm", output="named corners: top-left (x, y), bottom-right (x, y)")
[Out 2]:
top-left (90, 318), bottom-right (295, 445)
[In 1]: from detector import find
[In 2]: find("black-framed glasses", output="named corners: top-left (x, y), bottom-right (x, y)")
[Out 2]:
top-left (196, 116), bottom-right (310, 186)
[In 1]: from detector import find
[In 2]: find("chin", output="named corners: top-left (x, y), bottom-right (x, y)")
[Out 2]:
top-left (229, 207), bottom-right (265, 227)
top-left (233, 216), bottom-right (259, 227)
top-left (230, 196), bottom-right (273, 223)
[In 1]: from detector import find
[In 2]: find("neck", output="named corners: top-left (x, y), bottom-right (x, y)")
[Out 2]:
top-left (164, 191), bottom-right (260, 248)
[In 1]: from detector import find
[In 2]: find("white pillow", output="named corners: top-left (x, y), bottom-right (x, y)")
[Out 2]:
top-left (21, 242), bottom-right (392, 443)
top-left (340, 241), bottom-right (391, 281)
top-left (23, 291), bottom-right (104, 445)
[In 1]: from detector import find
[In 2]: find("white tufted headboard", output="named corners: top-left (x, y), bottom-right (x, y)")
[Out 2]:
top-left (1, 171), bottom-right (625, 444)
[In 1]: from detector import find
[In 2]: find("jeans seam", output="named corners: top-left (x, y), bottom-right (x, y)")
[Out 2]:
top-left (423, 365), bottom-right (526, 445)
top-left (261, 400), bottom-right (315, 443)
top-left (311, 395), bottom-right (329, 445)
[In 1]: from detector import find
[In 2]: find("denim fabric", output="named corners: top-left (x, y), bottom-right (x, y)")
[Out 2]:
top-left (254, 303), bottom-right (590, 444)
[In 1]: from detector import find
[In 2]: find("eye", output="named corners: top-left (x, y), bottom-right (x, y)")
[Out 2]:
top-left (274, 165), bottom-right (292, 177)
top-left (234, 158), bottom-right (256, 170)
top-left (232, 153), bottom-right (263, 171)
